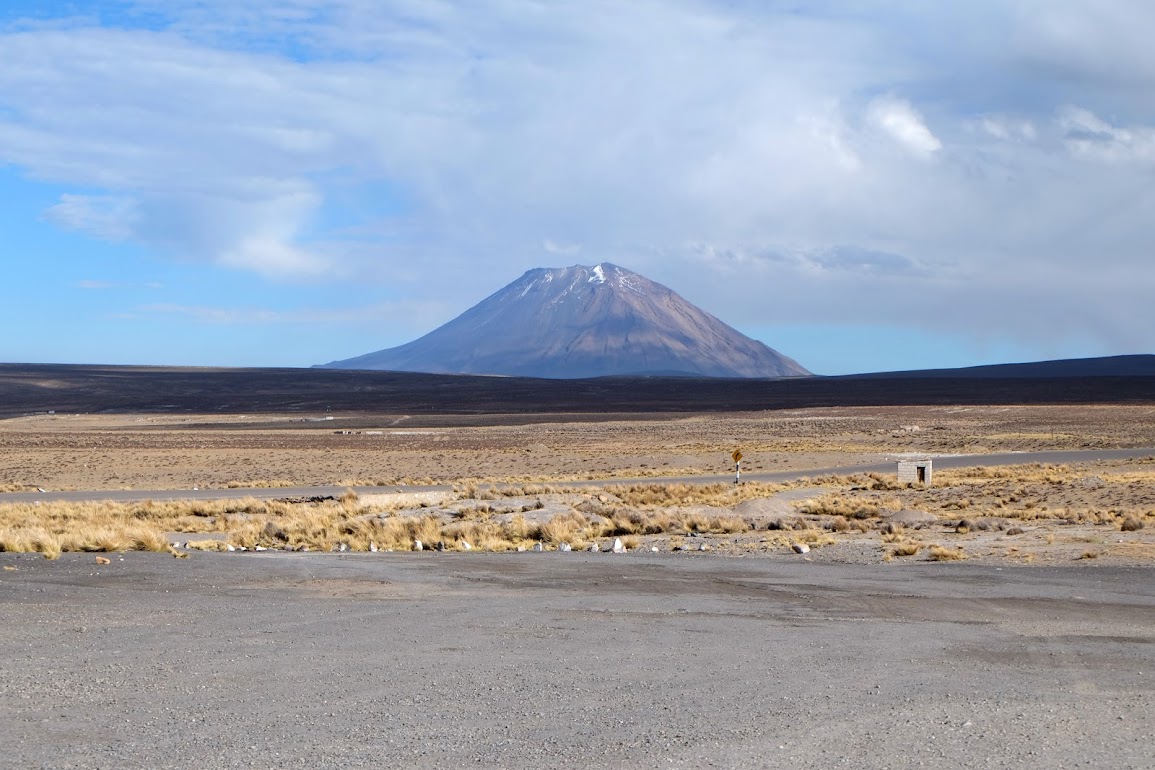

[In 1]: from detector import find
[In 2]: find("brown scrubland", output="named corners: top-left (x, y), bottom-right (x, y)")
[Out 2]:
top-left (1, 403), bottom-right (1154, 563)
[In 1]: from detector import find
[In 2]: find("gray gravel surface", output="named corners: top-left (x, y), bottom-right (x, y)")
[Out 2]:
top-left (1, 552), bottom-right (1153, 769)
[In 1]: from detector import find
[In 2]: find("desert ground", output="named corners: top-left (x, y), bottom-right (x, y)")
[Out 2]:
top-left (1, 552), bottom-right (1152, 769)
top-left (1, 404), bottom-right (1155, 565)
top-left (2, 401), bottom-right (1154, 768)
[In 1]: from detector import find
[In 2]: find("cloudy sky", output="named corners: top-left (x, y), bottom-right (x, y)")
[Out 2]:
top-left (2, 1), bottom-right (1153, 375)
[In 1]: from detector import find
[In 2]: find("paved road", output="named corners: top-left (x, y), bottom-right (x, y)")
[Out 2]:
top-left (3, 447), bottom-right (1152, 505)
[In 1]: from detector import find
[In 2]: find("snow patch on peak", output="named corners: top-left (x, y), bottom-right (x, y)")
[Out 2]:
top-left (589, 264), bottom-right (606, 284)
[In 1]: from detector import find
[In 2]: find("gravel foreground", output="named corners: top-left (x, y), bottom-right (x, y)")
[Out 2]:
top-left (1, 553), bottom-right (1152, 769)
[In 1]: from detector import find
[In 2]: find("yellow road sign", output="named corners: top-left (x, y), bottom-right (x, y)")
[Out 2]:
top-left (732, 449), bottom-right (743, 463)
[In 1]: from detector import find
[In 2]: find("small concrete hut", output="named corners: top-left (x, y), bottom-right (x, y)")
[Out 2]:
top-left (897, 458), bottom-right (933, 486)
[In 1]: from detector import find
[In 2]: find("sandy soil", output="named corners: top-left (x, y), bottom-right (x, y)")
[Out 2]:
top-left (0, 552), bottom-right (1152, 769)
top-left (3, 404), bottom-right (1155, 491)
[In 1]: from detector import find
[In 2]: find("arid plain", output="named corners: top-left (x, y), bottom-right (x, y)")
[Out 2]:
top-left (2, 395), bottom-right (1155, 769)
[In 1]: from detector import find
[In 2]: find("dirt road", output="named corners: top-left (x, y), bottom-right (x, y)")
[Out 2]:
top-left (1, 552), bottom-right (1152, 769)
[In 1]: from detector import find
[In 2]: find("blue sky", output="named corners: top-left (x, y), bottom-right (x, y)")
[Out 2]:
top-left (2, 1), bottom-right (1154, 375)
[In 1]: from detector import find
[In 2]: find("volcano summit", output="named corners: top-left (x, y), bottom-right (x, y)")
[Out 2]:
top-left (320, 263), bottom-right (810, 379)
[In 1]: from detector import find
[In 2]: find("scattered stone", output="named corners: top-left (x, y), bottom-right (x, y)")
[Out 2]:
top-left (697, 542), bottom-right (709, 551)
top-left (792, 542), bottom-right (810, 554)
top-left (337, 543), bottom-right (348, 552)
top-left (95, 556), bottom-right (111, 565)
top-left (612, 538), bottom-right (626, 553)
top-left (650, 546), bottom-right (659, 552)
top-left (461, 541), bottom-right (472, 550)
top-left (435, 540), bottom-right (446, 552)
top-left (254, 545), bottom-right (268, 552)
top-left (369, 542), bottom-right (378, 552)
top-left (225, 544), bottom-right (236, 552)
top-left (886, 509), bottom-right (937, 528)
top-left (262, 522), bottom-right (288, 542)
top-left (517, 545), bottom-right (526, 552)
top-left (412, 540), bottom-right (424, 552)
top-left (587, 543), bottom-right (599, 553)
top-left (558, 542), bottom-right (572, 552)
top-left (532, 542), bottom-right (544, 552)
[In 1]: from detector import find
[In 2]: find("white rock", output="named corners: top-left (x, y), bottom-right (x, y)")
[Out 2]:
top-left (369, 542), bottom-right (378, 552)
top-left (559, 542), bottom-right (572, 552)
top-left (650, 546), bottom-right (659, 552)
top-left (461, 541), bottom-right (472, 550)
top-left (517, 545), bottom-right (526, 552)
top-left (254, 545), bottom-right (267, 552)
top-left (412, 540), bottom-right (424, 552)
top-left (587, 543), bottom-right (599, 552)
top-left (337, 543), bottom-right (348, 552)
top-left (698, 543), bottom-right (709, 551)
top-left (792, 542), bottom-right (810, 554)
top-left (225, 544), bottom-right (236, 552)
top-left (612, 538), bottom-right (626, 553)
top-left (532, 542), bottom-right (544, 552)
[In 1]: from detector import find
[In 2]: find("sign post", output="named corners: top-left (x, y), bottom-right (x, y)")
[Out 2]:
top-left (732, 449), bottom-right (743, 484)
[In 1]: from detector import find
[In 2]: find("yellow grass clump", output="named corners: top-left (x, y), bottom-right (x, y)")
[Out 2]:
top-left (927, 545), bottom-right (967, 562)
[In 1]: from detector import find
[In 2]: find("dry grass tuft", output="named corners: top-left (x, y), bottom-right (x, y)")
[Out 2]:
top-left (224, 479), bottom-right (297, 489)
top-left (927, 545), bottom-right (967, 561)
top-left (890, 541), bottom-right (923, 557)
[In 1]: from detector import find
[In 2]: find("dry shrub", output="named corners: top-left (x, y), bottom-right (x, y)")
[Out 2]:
top-left (799, 494), bottom-right (901, 520)
top-left (1121, 515), bottom-right (1144, 532)
top-left (794, 529), bottom-right (836, 547)
top-left (828, 516), bottom-right (850, 532)
top-left (535, 511), bottom-right (587, 544)
top-left (890, 542), bottom-right (922, 557)
top-left (928, 545), bottom-right (967, 561)
top-left (608, 481), bottom-right (786, 509)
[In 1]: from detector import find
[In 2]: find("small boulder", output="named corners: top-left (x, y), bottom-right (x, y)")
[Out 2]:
top-left (558, 542), bottom-right (572, 552)
top-left (792, 542), bottom-right (810, 554)
top-left (587, 543), bottom-right (599, 552)
top-left (612, 538), bottom-right (627, 553)
top-left (412, 540), bottom-right (424, 552)
top-left (532, 542), bottom-right (544, 552)
top-left (461, 541), bottom-right (473, 550)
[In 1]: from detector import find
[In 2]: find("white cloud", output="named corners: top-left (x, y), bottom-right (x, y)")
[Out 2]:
top-left (45, 194), bottom-right (138, 240)
top-left (2, 1), bottom-right (1155, 360)
top-left (866, 96), bottom-right (942, 159)
top-left (1057, 106), bottom-right (1155, 164)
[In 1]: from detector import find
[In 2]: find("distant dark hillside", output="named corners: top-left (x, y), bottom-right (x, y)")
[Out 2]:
top-left (855, 354), bottom-right (1155, 379)
top-left (2, 363), bottom-right (1154, 422)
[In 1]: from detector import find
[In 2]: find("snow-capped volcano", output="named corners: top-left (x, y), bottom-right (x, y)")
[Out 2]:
top-left (319, 263), bottom-right (810, 379)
